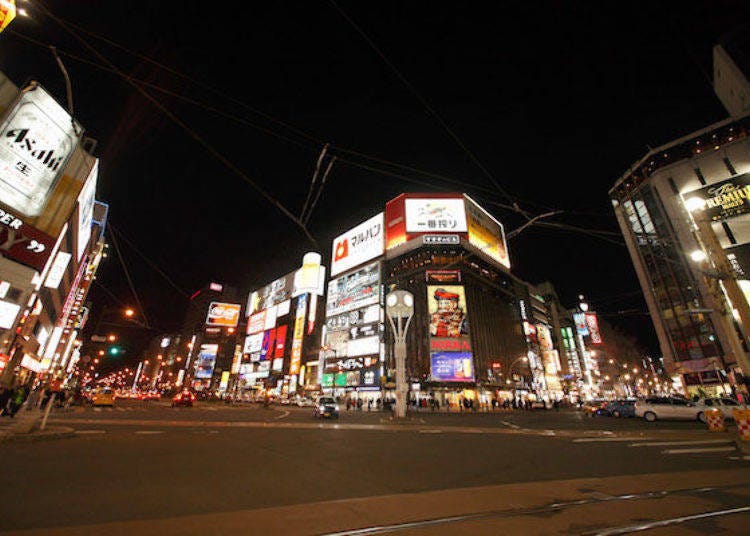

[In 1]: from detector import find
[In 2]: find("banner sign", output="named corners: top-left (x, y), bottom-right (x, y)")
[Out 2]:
top-left (247, 274), bottom-right (293, 316)
top-left (205, 302), bottom-right (241, 327)
top-left (289, 294), bottom-right (306, 375)
top-left (430, 352), bottom-right (474, 382)
top-left (331, 212), bottom-right (384, 277)
top-left (423, 234), bottom-right (459, 245)
top-left (683, 173), bottom-right (750, 222)
top-left (0, 206), bottom-right (55, 271)
top-left (425, 270), bottom-right (461, 284)
top-left (405, 198), bottom-right (467, 233)
top-left (573, 312), bottom-right (589, 336)
top-left (585, 313), bottom-right (602, 344)
top-left (465, 194), bottom-right (510, 268)
top-left (195, 344), bottom-right (218, 379)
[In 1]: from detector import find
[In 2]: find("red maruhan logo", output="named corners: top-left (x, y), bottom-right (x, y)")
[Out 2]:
top-left (334, 239), bottom-right (349, 261)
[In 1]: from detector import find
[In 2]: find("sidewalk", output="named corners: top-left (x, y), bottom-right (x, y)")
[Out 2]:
top-left (0, 409), bottom-right (75, 443)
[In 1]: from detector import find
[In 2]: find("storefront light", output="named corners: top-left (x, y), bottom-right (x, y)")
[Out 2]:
top-left (683, 197), bottom-right (706, 212)
top-left (689, 250), bottom-right (707, 262)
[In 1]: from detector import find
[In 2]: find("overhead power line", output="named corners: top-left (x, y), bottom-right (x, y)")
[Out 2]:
top-left (327, 0), bottom-right (517, 204)
top-left (34, 1), bottom-right (318, 249)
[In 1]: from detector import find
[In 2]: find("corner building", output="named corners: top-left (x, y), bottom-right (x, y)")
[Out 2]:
top-left (323, 193), bottom-right (557, 408)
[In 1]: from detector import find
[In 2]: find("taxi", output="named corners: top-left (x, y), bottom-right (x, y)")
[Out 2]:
top-left (91, 387), bottom-right (116, 407)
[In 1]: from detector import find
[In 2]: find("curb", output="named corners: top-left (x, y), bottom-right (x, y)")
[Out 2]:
top-left (0, 426), bottom-right (76, 444)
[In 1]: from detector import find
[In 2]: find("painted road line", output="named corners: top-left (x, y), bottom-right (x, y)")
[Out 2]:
top-left (134, 430), bottom-right (164, 435)
top-left (630, 439), bottom-right (734, 447)
top-left (74, 430), bottom-right (106, 435)
top-left (275, 410), bottom-right (290, 420)
top-left (662, 446), bottom-right (736, 455)
top-left (573, 437), bottom-right (651, 443)
top-left (419, 429), bottom-right (443, 434)
top-left (593, 505), bottom-right (750, 536)
top-left (500, 421), bottom-right (521, 429)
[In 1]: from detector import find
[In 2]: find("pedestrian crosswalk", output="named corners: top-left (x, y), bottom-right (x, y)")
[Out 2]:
top-left (573, 435), bottom-right (741, 458)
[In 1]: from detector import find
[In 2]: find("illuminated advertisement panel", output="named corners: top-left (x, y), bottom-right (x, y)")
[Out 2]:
top-left (464, 194), bottom-right (510, 269)
top-left (330, 212), bottom-right (384, 276)
top-left (0, 206), bottom-right (56, 271)
top-left (427, 285), bottom-right (470, 348)
top-left (247, 310), bottom-right (266, 334)
top-left (76, 160), bottom-right (98, 261)
top-left (289, 294), bottom-right (306, 374)
top-left (43, 250), bottom-right (71, 289)
top-left (536, 324), bottom-right (553, 351)
top-left (585, 313), bottom-right (602, 344)
top-left (326, 261), bottom-right (380, 317)
top-left (195, 344), bottom-right (218, 379)
top-left (205, 302), bottom-right (241, 327)
top-left (247, 274), bottom-right (293, 316)
top-left (682, 173), bottom-right (750, 222)
top-left (326, 304), bottom-right (379, 332)
top-left (430, 352), bottom-right (474, 382)
top-left (274, 325), bottom-right (288, 358)
top-left (0, 299), bottom-right (20, 329)
top-left (573, 313), bottom-right (589, 336)
top-left (0, 84), bottom-right (80, 217)
top-left (243, 333), bottom-right (263, 355)
top-left (405, 198), bottom-right (467, 233)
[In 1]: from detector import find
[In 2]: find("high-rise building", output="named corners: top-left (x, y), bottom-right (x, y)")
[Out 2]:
top-left (610, 33), bottom-right (750, 396)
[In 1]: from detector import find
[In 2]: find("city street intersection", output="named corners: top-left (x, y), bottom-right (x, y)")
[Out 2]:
top-left (1, 402), bottom-right (749, 534)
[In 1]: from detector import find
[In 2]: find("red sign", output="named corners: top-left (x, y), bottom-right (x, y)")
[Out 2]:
top-left (385, 193), bottom-right (467, 250)
top-left (0, 207), bottom-right (56, 271)
top-left (274, 325), bottom-right (288, 358)
top-left (585, 313), bottom-right (602, 344)
top-left (430, 338), bottom-right (471, 352)
top-left (333, 238), bottom-right (348, 261)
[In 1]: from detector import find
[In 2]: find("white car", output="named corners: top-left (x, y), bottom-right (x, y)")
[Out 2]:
top-left (635, 397), bottom-right (704, 422)
top-left (694, 397), bottom-right (742, 421)
top-left (296, 397), bottom-right (314, 407)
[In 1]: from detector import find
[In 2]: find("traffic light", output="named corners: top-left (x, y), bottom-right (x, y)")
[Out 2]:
top-left (108, 346), bottom-right (122, 356)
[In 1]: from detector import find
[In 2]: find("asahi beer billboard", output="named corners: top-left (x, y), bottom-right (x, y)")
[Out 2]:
top-left (0, 84), bottom-right (80, 217)
top-left (683, 173), bottom-right (750, 222)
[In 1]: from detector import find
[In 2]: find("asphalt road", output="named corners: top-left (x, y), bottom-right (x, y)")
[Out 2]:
top-left (1, 401), bottom-right (748, 535)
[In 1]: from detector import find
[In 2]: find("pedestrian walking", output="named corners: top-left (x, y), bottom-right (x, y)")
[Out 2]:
top-left (368, 399), bottom-right (373, 411)
top-left (9, 386), bottom-right (27, 418)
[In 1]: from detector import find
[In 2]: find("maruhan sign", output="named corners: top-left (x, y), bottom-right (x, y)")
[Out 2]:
top-left (331, 212), bottom-right (384, 276)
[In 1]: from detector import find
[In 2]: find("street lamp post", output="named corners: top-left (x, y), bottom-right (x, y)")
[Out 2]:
top-left (386, 290), bottom-right (414, 420)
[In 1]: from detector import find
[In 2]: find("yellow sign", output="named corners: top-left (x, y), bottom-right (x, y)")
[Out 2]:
top-left (0, 1), bottom-right (16, 34)
top-left (464, 195), bottom-right (510, 269)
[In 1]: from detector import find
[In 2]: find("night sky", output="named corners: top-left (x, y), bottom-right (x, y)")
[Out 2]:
top-left (2, 2), bottom-right (750, 362)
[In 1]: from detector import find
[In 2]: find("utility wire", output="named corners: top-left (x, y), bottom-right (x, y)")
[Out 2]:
top-left (327, 0), bottom-right (517, 205)
top-left (34, 1), bottom-right (319, 249)
top-left (304, 156), bottom-right (337, 226)
top-left (106, 226), bottom-right (150, 328)
top-left (11, 28), bottom-right (555, 224)
top-left (301, 144), bottom-right (329, 221)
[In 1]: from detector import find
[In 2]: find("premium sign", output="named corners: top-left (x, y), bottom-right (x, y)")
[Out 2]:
top-left (0, 84), bottom-right (79, 217)
top-left (331, 212), bottom-right (384, 276)
top-left (76, 160), bottom-right (97, 261)
top-left (205, 302), bottom-right (241, 327)
top-left (683, 173), bottom-right (750, 222)
top-left (405, 198), bottom-right (467, 233)
top-left (464, 194), bottom-right (510, 268)
top-left (326, 261), bottom-right (380, 316)
top-left (0, 206), bottom-right (55, 271)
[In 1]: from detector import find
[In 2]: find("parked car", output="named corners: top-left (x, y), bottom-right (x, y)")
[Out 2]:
top-left (635, 396), bottom-right (704, 422)
top-left (171, 390), bottom-right (195, 408)
top-left (313, 396), bottom-right (339, 419)
top-left (694, 397), bottom-right (742, 421)
top-left (604, 399), bottom-right (636, 418)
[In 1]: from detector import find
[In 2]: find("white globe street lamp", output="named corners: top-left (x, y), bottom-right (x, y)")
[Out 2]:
top-left (386, 290), bottom-right (414, 419)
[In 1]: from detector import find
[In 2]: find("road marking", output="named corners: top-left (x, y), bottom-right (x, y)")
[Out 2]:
top-left (593, 505), bottom-right (750, 535)
top-left (275, 410), bottom-right (290, 420)
top-left (75, 430), bottom-right (105, 435)
top-left (134, 430), bottom-right (164, 435)
top-left (500, 421), bottom-right (520, 429)
top-left (662, 446), bottom-right (736, 454)
top-left (630, 439), bottom-right (734, 447)
top-left (419, 429), bottom-right (443, 434)
top-left (573, 437), bottom-right (649, 443)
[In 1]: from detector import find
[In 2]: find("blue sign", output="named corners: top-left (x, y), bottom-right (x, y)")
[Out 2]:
top-left (430, 352), bottom-right (474, 382)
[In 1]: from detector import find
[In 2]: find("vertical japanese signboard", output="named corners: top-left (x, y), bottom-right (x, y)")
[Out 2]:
top-left (289, 294), bottom-right (306, 375)
top-left (427, 285), bottom-right (474, 381)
